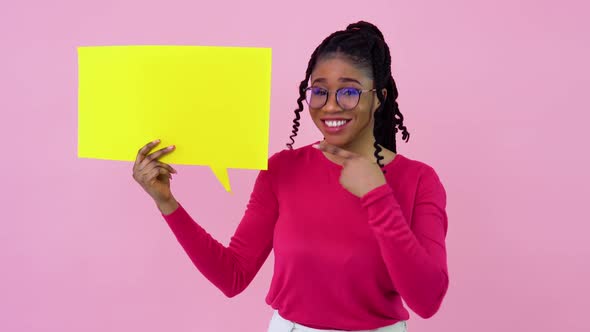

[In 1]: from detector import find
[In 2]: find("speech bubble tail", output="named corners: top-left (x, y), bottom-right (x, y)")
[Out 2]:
top-left (210, 166), bottom-right (232, 193)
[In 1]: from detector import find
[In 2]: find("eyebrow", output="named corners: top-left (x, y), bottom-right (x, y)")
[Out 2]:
top-left (311, 77), bottom-right (363, 85)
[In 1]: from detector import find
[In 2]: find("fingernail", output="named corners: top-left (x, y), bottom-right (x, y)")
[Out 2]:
top-left (312, 144), bottom-right (319, 149)
top-left (153, 139), bottom-right (160, 143)
top-left (168, 145), bottom-right (175, 150)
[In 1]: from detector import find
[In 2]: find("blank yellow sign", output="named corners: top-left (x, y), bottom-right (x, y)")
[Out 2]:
top-left (77, 45), bottom-right (272, 192)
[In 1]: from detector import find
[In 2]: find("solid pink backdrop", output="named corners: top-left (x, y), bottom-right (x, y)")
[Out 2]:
top-left (1, 0), bottom-right (589, 331)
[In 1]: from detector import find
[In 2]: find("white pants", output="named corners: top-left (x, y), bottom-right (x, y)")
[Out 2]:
top-left (267, 310), bottom-right (407, 332)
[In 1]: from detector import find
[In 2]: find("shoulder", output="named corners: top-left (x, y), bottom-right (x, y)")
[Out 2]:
top-left (257, 144), bottom-right (316, 191)
top-left (393, 154), bottom-right (446, 196)
top-left (400, 156), bottom-right (447, 207)
top-left (396, 154), bottom-right (442, 179)
top-left (267, 143), bottom-right (316, 170)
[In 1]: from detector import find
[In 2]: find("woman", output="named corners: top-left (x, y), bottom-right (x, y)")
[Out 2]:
top-left (132, 21), bottom-right (449, 332)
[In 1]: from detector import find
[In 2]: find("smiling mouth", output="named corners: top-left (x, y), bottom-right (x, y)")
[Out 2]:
top-left (323, 119), bottom-right (351, 128)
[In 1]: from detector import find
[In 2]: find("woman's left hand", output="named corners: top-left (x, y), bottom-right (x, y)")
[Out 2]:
top-left (313, 142), bottom-right (387, 198)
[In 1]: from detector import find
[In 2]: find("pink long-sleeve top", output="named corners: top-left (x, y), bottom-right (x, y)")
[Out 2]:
top-left (162, 142), bottom-right (449, 330)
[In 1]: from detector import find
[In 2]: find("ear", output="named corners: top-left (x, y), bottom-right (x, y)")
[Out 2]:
top-left (373, 88), bottom-right (387, 113)
top-left (375, 88), bottom-right (387, 106)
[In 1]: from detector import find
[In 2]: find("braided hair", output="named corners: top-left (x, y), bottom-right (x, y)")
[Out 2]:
top-left (286, 21), bottom-right (410, 171)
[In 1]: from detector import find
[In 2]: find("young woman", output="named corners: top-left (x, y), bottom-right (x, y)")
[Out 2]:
top-left (133, 21), bottom-right (449, 332)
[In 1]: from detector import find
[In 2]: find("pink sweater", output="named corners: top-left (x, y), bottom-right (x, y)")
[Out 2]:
top-left (162, 142), bottom-right (449, 330)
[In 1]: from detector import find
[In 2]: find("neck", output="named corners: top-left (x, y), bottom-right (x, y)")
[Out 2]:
top-left (322, 137), bottom-right (381, 164)
top-left (341, 139), bottom-right (377, 159)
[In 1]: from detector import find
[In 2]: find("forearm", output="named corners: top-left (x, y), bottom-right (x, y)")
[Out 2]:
top-left (371, 206), bottom-right (448, 318)
top-left (362, 184), bottom-right (449, 318)
top-left (162, 203), bottom-right (245, 297)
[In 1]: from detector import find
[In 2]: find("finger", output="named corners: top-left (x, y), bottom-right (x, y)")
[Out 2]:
top-left (145, 166), bottom-right (170, 183)
top-left (138, 145), bottom-right (176, 170)
top-left (135, 139), bottom-right (161, 168)
top-left (313, 142), bottom-right (359, 159)
top-left (142, 160), bottom-right (177, 175)
top-left (134, 164), bottom-right (170, 184)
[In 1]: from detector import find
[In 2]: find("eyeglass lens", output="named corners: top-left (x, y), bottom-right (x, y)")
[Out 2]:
top-left (305, 87), bottom-right (361, 110)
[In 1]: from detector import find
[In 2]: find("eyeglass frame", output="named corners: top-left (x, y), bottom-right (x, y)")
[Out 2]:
top-left (303, 86), bottom-right (377, 110)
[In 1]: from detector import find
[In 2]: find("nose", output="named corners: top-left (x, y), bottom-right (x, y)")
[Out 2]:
top-left (322, 91), bottom-right (342, 113)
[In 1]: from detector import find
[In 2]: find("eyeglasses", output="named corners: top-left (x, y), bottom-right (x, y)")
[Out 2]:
top-left (304, 87), bottom-right (377, 110)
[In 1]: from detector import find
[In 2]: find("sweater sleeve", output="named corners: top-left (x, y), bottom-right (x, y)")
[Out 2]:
top-left (360, 166), bottom-right (449, 318)
top-left (161, 154), bottom-right (279, 298)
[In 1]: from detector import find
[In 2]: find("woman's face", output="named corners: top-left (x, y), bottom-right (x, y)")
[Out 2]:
top-left (308, 56), bottom-right (383, 149)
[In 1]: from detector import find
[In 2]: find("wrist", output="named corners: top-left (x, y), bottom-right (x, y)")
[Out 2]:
top-left (156, 197), bottom-right (179, 215)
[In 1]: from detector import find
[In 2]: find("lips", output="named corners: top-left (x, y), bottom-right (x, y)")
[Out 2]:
top-left (321, 118), bottom-right (352, 133)
top-left (321, 117), bottom-right (351, 125)
top-left (320, 117), bottom-right (352, 121)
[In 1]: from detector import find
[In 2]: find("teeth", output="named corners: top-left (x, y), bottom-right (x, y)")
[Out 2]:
top-left (325, 120), bottom-right (348, 127)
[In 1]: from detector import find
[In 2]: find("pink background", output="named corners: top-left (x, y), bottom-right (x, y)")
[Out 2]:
top-left (1, 0), bottom-right (589, 331)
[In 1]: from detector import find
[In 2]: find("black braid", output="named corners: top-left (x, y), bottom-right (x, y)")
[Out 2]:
top-left (287, 21), bottom-right (410, 173)
top-left (287, 31), bottom-right (352, 150)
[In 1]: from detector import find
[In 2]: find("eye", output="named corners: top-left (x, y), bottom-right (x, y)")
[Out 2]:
top-left (340, 88), bottom-right (360, 96)
top-left (311, 87), bottom-right (327, 96)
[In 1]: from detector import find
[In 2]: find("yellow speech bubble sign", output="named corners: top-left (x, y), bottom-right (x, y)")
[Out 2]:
top-left (77, 45), bottom-right (272, 192)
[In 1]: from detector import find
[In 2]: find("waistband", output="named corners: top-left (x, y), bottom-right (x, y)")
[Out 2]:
top-left (268, 310), bottom-right (407, 332)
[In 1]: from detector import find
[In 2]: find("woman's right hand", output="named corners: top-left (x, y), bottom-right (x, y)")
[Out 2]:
top-left (133, 139), bottom-right (178, 213)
